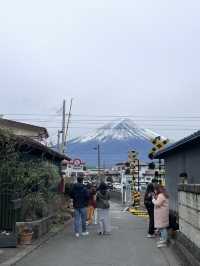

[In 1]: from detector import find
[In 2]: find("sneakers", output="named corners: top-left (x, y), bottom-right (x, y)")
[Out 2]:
top-left (146, 234), bottom-right (155, 238)
top-left (75, 232), bottom-right (89, 237)
top-left (75, 233), bottom-right (80, 238)
top-left (103, 232), bottom-right (112, 236)
top-left (157, 240), bottom-right (167, 248)
top-left (98, 231), bottom-right (111, 236)
top-left (81, 231), bottom-right (89, 236)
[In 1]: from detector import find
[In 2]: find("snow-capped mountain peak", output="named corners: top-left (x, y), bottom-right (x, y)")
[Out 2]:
top-left (70, 118), bottom-right (158, 143)
top-left (67, 118), bottom-right (163, 166)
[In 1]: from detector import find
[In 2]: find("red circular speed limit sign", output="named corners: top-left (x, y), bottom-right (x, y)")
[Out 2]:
top-left (73, 159), bottom-right (81, 166)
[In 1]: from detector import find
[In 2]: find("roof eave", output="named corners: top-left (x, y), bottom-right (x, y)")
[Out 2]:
top-left (154, 131), bottom-right (200, 159)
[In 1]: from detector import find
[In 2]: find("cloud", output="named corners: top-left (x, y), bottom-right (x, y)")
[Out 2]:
top-left (0, 0), bottom-right (200, 141)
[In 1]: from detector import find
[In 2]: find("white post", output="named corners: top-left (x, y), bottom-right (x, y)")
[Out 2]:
top-left (121, 171), bottom-right (124, 204)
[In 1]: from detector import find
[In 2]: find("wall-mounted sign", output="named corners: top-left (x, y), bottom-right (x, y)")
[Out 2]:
top-left (73, 159), bottom-right (82, 166)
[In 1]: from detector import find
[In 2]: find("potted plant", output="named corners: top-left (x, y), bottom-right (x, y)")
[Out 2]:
top-left (19, 224), bottom-right (33, 245)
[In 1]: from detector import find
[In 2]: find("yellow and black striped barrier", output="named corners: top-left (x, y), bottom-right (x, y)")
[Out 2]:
top-left (133, 191), bottom-right (141, 206)
top-left (128, 207), bottom-right (148, 218)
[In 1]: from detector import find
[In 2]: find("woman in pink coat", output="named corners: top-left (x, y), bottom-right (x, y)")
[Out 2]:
top-left (152, 184), bottom-right (169, 248)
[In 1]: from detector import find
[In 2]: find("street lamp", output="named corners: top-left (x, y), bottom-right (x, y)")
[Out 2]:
top-left (94, 144), bottom-right (101, 182)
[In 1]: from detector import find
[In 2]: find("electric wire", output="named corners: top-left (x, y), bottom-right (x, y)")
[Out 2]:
top-left (2, 113), bottom-right (200, 140)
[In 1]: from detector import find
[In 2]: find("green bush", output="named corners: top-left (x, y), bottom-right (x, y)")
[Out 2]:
top-left (0, 129), bottom-right (61, 221)
top-left (21, 192), bottom-right (48, 220)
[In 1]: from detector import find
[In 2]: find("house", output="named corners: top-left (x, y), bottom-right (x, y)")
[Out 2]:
top-left (0, 118), bottom-right (48, 141)
top-left (0, 131), bottom-right (70, 248)
top-left (154, 131), bottom-right (200, 265)
top-left (17, 135), bottom-right (70, 163)
top-left (154, 130), bottom-right (200, 217)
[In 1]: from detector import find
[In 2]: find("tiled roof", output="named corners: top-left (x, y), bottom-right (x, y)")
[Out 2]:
top-left (0, 118), bottom-right (49, 138)
top-left (16, 136), bottom-right (70, 161)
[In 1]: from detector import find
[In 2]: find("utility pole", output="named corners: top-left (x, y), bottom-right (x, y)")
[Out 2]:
top-left (61, 99), bottom-right (66, 154)
top-left (137, 159), bottom-right (140, 192)
top-left (94, 144), bottom-right (101, 182)
top-left (103, 161), bottom-right (106, 170)
top-left (97, 144), bottom-right (101, 177)
top-left (64, 98), bottom-right (73, 153)
top-left (57, 130), bottom-right (61, 152)
top-left (159, 158), bottom-right (162, 183)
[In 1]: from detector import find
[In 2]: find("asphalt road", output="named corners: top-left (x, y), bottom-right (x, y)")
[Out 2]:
top-left (16, 202), bottom-right (182, 266)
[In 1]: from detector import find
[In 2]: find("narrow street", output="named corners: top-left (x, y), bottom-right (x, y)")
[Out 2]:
top-left (15, 202), bottom-right (182, 266)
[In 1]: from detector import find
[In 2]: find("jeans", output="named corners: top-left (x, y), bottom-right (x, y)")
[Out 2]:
top-left (160, 228), bottom-right (168, 242)
top-left (74, 208), bottom-right (87, 234)
top-left (97, 208), bottom-right (111, 233)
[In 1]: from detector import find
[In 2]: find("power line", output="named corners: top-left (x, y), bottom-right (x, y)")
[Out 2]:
top-left (2, 113), bottom-right (200, 138)
top-left (33, 126), bottom-right (200, 130)
top-left (4, 118), bottom-right (200, 123)
top-left (3, 113), bottom-right (200, 118)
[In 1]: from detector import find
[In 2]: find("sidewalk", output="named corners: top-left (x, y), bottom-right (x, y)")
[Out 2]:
top-left (0, 222), bottom-right (71, 266)
top-left (14, 202), bottom-right (182, 266)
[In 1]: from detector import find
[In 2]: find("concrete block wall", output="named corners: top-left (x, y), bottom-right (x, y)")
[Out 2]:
top-left (178, 184), bottom-right (200, 249)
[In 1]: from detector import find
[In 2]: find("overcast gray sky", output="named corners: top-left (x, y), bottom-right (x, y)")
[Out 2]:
top-left (1, 0), bottom-right (200, 141)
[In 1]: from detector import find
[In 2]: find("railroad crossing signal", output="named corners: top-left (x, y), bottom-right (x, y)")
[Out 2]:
top-left (133, 191), bottom-right (140, 206)
top-left (128, 150), bottom-right (138, 162)
top-left (152, 136), bottom-right (169, 149)
top-left (149, 136), bottom-right (169, 160)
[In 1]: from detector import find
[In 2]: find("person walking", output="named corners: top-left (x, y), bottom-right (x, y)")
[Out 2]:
top-left (144, 183), bottom-right (155, 238)
top-left (152, 184), bottom-right (169, 248)
top-left (96, 182), bottom-right (111, 235)
top-left (70, 177), bottom-right (89, 238)
top-left (87, 184), bottom-right (97, 225)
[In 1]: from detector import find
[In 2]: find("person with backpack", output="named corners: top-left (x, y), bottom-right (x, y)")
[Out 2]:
top-left (144, 183), bottom-right (155, 238)
top-left (70, 177), bottom-right (90, 238)
top-left (96, 182), bottom-right (111, 235)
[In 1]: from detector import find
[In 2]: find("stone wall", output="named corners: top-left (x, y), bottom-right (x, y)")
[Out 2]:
top-left (178, 184), bottom-right (200, 264)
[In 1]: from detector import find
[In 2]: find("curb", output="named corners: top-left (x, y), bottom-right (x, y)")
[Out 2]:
top-left (173, 238), bottom-right (200, 266)
top-left (0, 218), bottom-right (73, 266)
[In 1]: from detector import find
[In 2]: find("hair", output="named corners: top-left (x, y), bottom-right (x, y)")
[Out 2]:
top-left (151, 178), bottom-right (158, 184)
top-left (98, 182), bottom-right (108, 193)
top-left (77, 177), bottom-right (84, 183)
top-left (154, 171), bottom-right (159, 177)
top-left (179, 172), bottom-right (188, 178)
top-left (154, 184), bottom-right (169, 198)
top-left (146, 183), bottom-right (154, 194)
top-left (86, 183), bottom-right (92, 189)
top-left (144, 183), bottom-right (154, 200)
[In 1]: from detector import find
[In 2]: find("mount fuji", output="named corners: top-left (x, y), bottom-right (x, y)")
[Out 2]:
top-left (66, 119), bottom-right (160, 167)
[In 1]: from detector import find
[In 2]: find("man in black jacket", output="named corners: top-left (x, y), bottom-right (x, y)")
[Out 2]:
top-left (70, 177), bottom-right (89, 238)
